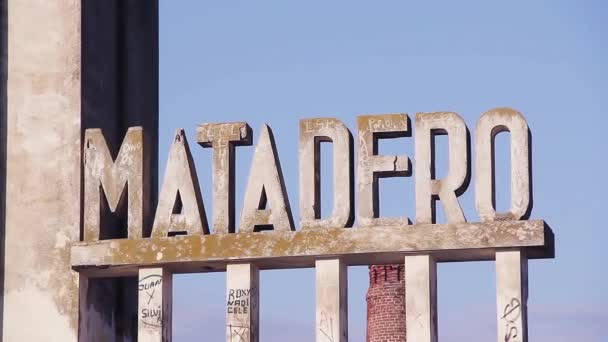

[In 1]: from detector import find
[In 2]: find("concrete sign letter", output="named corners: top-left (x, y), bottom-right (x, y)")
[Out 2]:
top-left (299, 118), bottom-right (354, 229)
top-left (198, 122), bottom-right (252, 234)
top-left (475, 108), bottom-right (531, 221)
top-left (239, 125), bottom-right (295, 232)
top-left (152, 129), bottom-right (209, 237)
top-left (415, 112), bottom-right (469, 224)
top-left (83, 127), bottom-right (147, 240)
top-left (357, 114), bottom-right (411, 226)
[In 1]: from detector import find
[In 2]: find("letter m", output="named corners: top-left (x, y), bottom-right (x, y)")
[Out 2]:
top-left (84, 127), bottom-right (150, 241)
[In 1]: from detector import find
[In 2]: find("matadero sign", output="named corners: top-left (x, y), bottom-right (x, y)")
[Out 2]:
top-left (73, 108), bottom-right (553, 342)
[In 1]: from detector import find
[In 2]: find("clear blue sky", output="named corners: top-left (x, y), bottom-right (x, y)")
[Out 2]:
top-left (159, 1), bottom-right (607, 341)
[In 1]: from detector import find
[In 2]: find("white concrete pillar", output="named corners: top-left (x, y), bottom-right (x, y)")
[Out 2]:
top-left (315, 259), bottom-right (348, 342)
top-left (3, 1), bottom-right (82, 340)
top-left (405, 255), bottom-right (438, 342)
top-left (496, 250), bottom-right (528, 342)
top-left (226, 264), bottom-right (259, 342)
top-left (138, 268), bottom-right (173, 342)
top-left (2, 1), bottom-right (158, 340)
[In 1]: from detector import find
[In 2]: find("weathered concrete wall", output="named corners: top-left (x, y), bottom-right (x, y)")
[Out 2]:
top-left (3, 1), bottom-right (82, 340)
top-left (80, 1), bottom-right (158, 341)
top-left (0, 0), bottom-right (7, 338)
top-left (1, 1), bottom-right (158, 340)
top-left (81, 0), bottom-right (158, 237)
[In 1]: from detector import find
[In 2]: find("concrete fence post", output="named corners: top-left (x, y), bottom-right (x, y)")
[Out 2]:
top-left (316, 258), bottom-right (348, 342)
top-left (496, 250), bottom-right (528, 342)
top-left (405, 255), bottom-right (438, 342)
top-left (226, 263), bottom-right (259, 342)
top-left (138, 267), bottom-right (173, 342)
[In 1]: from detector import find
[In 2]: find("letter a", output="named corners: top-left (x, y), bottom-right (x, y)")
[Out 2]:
top-left (152, 129), bottom-right (209, 236)
top-left (239, 125), bottom-right (294, 232)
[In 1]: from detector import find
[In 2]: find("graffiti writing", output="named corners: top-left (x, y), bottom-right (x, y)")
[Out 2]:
top-left (319, 311), bottom-right (335, 342)
top-left (227, 288), bottom-right (252, 314)
top-left (501, 298), bottom-right (522, 342)
top-left (139, 274), bottom-right (163, 328)
top-left (227, 324), bottom-right (250, 342)
top-left (304, 118), bottom-right (336, 133)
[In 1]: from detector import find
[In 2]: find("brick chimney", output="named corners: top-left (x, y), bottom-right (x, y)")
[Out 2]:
top-left (366, 264), bottom-right (406, 342)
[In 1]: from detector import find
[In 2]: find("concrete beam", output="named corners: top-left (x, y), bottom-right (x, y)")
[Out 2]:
top-left (226, 264), bottom-right (259, 342)
top-left (71, 220), bottom-right (553, 276)
top-left (496, 250), bottom-right (528, 342)
top-left (138, 267), bottom-right (172, 342)
top-left (315, 259), bottom-right (347, 342)
top-left (405, 255), bottom-right (438, 342)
